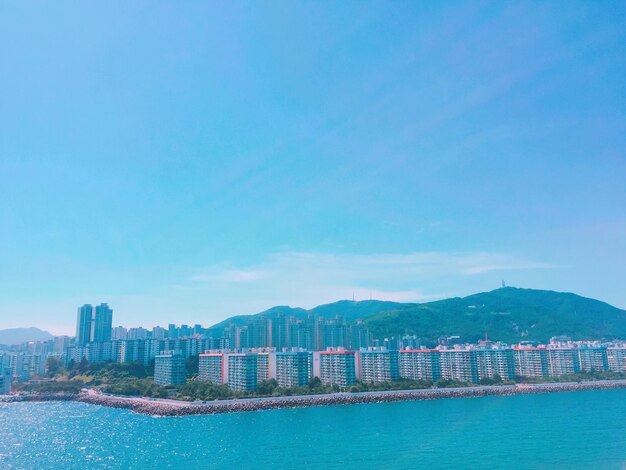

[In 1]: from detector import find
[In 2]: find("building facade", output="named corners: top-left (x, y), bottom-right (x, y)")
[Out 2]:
top-left (475, 348), bottom-right (515, 381)
top-left (199, 353), bottom-right (226, 384)
top-left (358, 350), bottom-right (400, 384)
top-left (513, 347), bottom-right (548, 378)
top-left (318, 351), bottom-right (356, 388)
top-left (439, 350), bottom-right (479, 383)
top-left (154, 352), bottom-right (186, 386)
top-left (227, 354), bottom-right (258, 391)
top-left (275, 352), bottom-right (312, 388)
top-left (398, 350), bottom-right (441, 382)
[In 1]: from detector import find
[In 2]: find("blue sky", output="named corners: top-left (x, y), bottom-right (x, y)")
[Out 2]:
top-left (1, 2), bottom-right (625, 334)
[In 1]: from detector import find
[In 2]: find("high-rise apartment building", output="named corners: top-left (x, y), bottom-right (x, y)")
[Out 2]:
top-left (399, 349), bottom-right (441, 382)
top-left (576, 347), bottom-right (609, 372)
top-left (547, 348), bottom-right (580, 376)
top-left (275, 352), bottom-right (312, 388)
top-left (513, 347), bottom-right (548, 378)
top-left (607, 347), bottom-right (626, 373)
top-left (439, 350), bottom-right (479, 383)
top-left (0, 369), bottom-right (11, 395)
top-left (359, 350), bottom-right (400, 384)
top-left (76, 304), bottom-right (94, 345)
top-left (257, 352), bottom-right (270, 382)
top-left (154, 352), bottom-right (186, 386)
top-left (199, 353), bottom-right (226, 384)
top-left (92, 303), bottom-right (113, 342)
top-left (475, 348), bottom-right (515, 381)
top-left (227, 354), bottom-right (258, 391)
top-left (75, 303), bottom-right (113, 345)
top-left (318, 351), bottom-right (356, 388)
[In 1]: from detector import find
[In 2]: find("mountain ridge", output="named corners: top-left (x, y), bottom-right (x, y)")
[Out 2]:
top-left (209, 287), bottom-right (626, 344)
top-left (0, 327), bottom-right (55, 346)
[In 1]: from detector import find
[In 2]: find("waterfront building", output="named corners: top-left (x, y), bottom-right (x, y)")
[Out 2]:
top-left (576, 347), bottom-right (609, 372)
top-left (318, 351), bottom-right (356, 388)
top-left (607, 347), bottom-right (626, 373)
top-left (513, 347), bottom-right (548, 378)
top-left (154, 352), bottom-right (186, 386)
top-left (199, 353), bottom-right (226, 384)
top-left (358, 350), bottom-right (400, 384)
top-left (439, 349), bottom-right (479, 383)
top-left (257, 352), bottom-right (270, 382)
top-left (21, 354), bottom-right (45, 380)
top-left (275, 352), bottom-right (312, 388)
top-left (398, 350), bottom-right (441, 381)
top-left (227, 354), bottom-right (258, 391)
top-left (547, 348), bottom-right (580, 376)
top-left (475, 348), bottom-right (515, 381)
top-left (0, 369), bottom-right (11, 395)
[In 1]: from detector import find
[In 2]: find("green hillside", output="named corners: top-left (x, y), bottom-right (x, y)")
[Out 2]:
top-left (365, 287), bottom-right (626, 344)
top-left (209, 300), bottom-right (406, 330)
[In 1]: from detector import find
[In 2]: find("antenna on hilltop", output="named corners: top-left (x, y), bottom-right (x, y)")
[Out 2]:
top-left (352, 292), bottom-right (355, 303)
top-left (502, 280), bottom-right (506, 288)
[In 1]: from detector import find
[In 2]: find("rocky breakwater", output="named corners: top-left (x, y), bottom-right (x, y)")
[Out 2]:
top-left (74, 380), bottom-right (626, 417)
top-left (0, 392), bottom-right (79, 403)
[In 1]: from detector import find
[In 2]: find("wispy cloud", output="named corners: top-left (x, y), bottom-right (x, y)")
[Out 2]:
top-left (188, 251), bottom-right (557, 310)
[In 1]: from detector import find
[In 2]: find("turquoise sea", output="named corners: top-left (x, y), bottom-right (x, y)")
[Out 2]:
top-left (1, 389), bottom-right (625, 469)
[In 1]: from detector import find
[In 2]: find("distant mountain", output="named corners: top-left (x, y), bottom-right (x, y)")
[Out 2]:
top-left (365, 287), bottom-right (626, 345)
top-left (209, 288), bottom-right (626, 345)
top-left (0, 327), bottom-right (55, 346)
top-left (210, 300), bottom-right (406, 330)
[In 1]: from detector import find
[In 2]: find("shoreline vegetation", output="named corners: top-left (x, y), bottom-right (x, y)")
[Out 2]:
top-left (3, 380), bottom-right (626, 417)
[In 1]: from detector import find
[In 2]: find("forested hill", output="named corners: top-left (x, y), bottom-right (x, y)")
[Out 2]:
top-left (209, 300), bottom-right (408, 330)
top-left (208, 288), bottom-right (626, 344)
top-left (364, 287), bottom-right (626, 344)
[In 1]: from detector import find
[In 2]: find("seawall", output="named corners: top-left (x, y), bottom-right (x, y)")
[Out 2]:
top-left (4, 381), bottom-right (626, 416)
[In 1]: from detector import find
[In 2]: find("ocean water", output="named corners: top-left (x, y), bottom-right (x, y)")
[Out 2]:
top-left (1, 389), bottom-right (625, 469)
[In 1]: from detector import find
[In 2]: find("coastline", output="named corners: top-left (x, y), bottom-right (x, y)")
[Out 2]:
top-left (3, 380), bottom-right (626, 416)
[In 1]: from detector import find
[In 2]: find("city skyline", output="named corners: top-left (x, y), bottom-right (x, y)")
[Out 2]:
top-left (2, 3), bottom-right (625, 334)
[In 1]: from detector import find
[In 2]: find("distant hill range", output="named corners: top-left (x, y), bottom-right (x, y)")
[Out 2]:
top-left (210, 300), bottom-right (407, 330)
top-left (0, 327), bottom-right (55, 346)
top-left (211, 288), bottom-right (626, 344)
